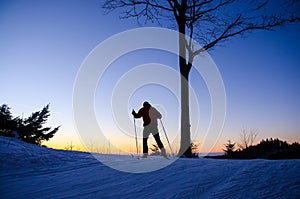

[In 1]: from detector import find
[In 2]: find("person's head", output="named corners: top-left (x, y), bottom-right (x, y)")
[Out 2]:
top-left (143, 101), bottom-right (151, 108)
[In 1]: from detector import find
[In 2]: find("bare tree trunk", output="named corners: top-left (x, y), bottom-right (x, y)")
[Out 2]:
top-left (178, 70), bottom-right (192, 157)
top-left (177, 1), bottom-right (192, 157)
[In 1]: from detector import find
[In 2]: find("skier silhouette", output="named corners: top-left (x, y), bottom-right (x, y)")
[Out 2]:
top-left (132, 101), bottom-right (167, 158)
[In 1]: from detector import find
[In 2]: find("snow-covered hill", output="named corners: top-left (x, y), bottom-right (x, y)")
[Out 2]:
top-left (1, 136), bottom-right (299, 199)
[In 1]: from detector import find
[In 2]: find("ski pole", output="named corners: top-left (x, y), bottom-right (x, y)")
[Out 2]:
top-left (133, 117), bottom-right (139, 156)
top-left (159, 119), bottom-right (174, 157)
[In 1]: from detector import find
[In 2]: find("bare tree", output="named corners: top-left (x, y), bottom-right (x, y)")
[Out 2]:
top-left (65, 141), bottom-right (75, 151)
top-left (238, 128), bottom-right (258, 150)
top-left (103, 0), bottom-right (300, 157)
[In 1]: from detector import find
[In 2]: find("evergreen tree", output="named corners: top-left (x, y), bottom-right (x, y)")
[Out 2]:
top-left (150, 144), bottom-right (160, 156)
top-left (223, 140), bottom-right (235, 156)
top-left (191, 142), bottom-right (199, 157)
top-left (0, 104), bottom-right (60, 145)
top-left (0, 104), bottom-right (17, 137)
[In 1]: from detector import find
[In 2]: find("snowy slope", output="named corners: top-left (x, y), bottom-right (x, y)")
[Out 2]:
top-left (1, 136), bottom-right (300, 199)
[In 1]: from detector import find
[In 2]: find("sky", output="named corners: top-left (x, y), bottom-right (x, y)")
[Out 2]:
top-left (1, 0), bottom-right (300, 153)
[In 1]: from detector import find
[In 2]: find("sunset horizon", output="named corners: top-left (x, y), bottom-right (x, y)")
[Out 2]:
top-left (1, 0), bottom-right (299, 156)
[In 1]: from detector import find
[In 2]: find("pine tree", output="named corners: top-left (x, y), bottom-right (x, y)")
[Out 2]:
top-left (0, 104), bottom-right (60, 145)
top-left (0, 104), bottom-right (17, 137)
top-left (18, 104), bottom-right (60, 145)
top-left (191, 142), bottom-right (199, 157)
top-left (223, 140), bottom-right (235, 156)
top-left (150, 144), bottom-right (160, 156)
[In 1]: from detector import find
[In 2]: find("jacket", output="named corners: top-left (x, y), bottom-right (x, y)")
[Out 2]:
top-left (133, 106), bottom-right (162, 126)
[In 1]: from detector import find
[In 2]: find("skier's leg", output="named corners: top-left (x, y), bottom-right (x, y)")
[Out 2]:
top-left (151, 124), bottom-right (164, 148)
top-left (143, 137), bottom-right (148, 155)
top-left (152, 126), bottom-right (167, 158)
top-left (142, 126), bottom-right (150, 158)
top-left (153, 133), bottom-right (164, 149)
top-left (153, 133), bottom-right (167, 158)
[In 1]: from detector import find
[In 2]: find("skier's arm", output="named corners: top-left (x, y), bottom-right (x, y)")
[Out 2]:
top-left (132, 109), bottom-right (142, 118)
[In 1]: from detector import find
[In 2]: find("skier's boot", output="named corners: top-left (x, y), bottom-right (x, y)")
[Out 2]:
top-left (161, 148), bottom-right (168, 159)
top-left (141, 153), bottom-right (148, 158)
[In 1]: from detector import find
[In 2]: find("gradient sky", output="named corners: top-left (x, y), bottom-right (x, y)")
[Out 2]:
top-left (1, 0), bottom-right (300, 153)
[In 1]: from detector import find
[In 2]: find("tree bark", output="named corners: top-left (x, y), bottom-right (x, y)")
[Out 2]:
top-left (177, 0), bottom-right (192, 158)
top-left (178, 69), bottom-right (192, 157)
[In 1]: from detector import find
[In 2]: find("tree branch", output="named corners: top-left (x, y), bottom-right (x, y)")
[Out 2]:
top-left (103, 0), bottom-right (173, 13)
top-left (193, 14), bottom-right (300, 55)
top-left (103, 0), bottom-right (300, 62)
top-left (186, 0), bottom-right (234, 22)
top-left (167, 0), bottom-right (180, 22)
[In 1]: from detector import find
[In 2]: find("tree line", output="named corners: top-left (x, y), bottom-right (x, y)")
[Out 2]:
top-left (222, 138), bottom-right (300, 159)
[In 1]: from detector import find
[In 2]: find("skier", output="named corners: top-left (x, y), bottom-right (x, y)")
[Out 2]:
top-left (132, 101), bottom-right (167, 158)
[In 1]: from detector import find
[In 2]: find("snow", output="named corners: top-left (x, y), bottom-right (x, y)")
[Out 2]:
top-left (1, 136), bottom-right (300, 199)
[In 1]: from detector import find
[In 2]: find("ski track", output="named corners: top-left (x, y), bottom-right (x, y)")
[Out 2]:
top-left (1, 136), bottom-right (300, 199)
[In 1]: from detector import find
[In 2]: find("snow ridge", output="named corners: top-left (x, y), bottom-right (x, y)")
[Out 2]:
top-left (1, 136), bottom-right (300, 198)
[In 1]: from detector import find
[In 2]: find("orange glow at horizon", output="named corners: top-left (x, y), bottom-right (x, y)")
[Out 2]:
top-left (45, 135), bottom-right (225, 154)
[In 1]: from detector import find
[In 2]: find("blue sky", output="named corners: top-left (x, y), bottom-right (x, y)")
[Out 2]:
top-left (1, 0), bottom-right (299, 153)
